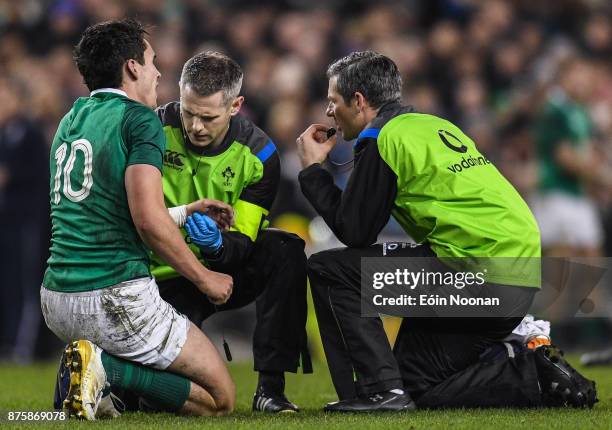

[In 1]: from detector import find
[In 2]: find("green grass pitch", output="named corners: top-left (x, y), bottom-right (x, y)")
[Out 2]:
top-left (1, 358), bottom-right (611, 429)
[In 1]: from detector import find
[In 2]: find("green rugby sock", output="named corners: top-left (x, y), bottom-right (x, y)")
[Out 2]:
top-left (101, 352), bottom-right (190, 411)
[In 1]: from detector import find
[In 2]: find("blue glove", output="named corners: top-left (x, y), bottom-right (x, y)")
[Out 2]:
top-left (185, 212), bottom-right (222, 254)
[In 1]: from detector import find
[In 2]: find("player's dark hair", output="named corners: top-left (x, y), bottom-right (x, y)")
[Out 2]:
top-left (327, 51), bottom-right (402, 108)
top-left (180, 51), bottom-right (243, 105)
top-left (74, 18), bottom-right (148, 91)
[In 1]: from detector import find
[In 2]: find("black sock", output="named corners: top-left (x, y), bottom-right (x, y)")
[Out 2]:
top-left (257, 371), bottom-right (285, 396)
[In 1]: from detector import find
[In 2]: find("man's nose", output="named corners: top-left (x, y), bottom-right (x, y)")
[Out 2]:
top-left (191, 117), bottom-right (205, 133)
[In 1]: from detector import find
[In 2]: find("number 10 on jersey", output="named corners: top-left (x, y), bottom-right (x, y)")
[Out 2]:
top-left (52, 139), bottom-right (94, 204)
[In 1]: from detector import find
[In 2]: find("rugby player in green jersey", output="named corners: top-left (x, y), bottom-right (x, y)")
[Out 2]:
top-left (149, 51), bottom-right (311, 413)
top-left (296, 51), bottom-right (596, 411)
top-left (43, 19), bottom-right (237, 419)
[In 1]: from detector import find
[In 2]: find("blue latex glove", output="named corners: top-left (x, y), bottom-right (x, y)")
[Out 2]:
top-left (185, 212), bottom-right (222, 254)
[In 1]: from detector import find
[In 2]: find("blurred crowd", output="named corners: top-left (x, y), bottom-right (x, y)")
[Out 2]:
top-left (2, 0), bottom-right (612, 360)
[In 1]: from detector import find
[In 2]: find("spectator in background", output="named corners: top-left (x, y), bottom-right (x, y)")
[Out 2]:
top-left (0, 77), bottom-right (49, 362)
top-left (532, 58), bottom-right (610, 257)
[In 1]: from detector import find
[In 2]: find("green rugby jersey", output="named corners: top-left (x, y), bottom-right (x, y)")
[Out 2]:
top-left (299, 103), bottom-right (540, 286)
top-left (152, 102), bottom-right (280, 280)
top-left (44, 90), bottom-right (166, 292)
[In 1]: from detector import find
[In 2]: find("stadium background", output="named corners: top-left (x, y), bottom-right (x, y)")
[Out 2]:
top-left (1, 0), bottom-right (612, 365)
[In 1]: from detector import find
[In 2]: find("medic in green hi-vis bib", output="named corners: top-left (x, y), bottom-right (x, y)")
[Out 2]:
top-left (151, 51), bottom-right (311, 414)
top-left (297, 51), bottom-right (596, 412)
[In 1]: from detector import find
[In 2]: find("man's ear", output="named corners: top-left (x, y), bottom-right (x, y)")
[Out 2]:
top-left (353, 92), bottom-right (367, 112)
top-left (125, 59), bottom-right (139, 81)
top-left (230, 96), bottom-right (244, 116)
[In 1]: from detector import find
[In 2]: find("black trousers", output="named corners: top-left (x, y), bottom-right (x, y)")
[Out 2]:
top-left (0, 214), bottom-right (47, 360)
top-left (159, 229), bottom-right (312, 374)
top-left (308, 243), bottom-right (542, 408)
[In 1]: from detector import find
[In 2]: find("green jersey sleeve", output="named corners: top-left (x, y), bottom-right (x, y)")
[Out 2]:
top-left (122, 104), bottom-right (166, 170)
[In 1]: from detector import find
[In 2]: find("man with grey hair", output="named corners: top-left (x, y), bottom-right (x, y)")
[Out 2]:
top-left (296, 51), bottom-right (596, 412)
top-left (150, 51), bottom-right (312, 413)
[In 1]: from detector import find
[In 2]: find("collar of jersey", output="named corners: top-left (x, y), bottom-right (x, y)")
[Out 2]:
top-left (376, 100), bottom-right (409, 117)
top-left (90, 88), bottom-right (128, 98)
top-left (353, 101), bottom-right (414, 153)
top-left (360, 101), bottom-right (415, 139)
top-left (184, 114), bottom-right (239, 157)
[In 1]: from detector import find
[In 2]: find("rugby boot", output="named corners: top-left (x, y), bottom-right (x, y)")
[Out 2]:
top-left (63, 340), bottom-right (107, 420)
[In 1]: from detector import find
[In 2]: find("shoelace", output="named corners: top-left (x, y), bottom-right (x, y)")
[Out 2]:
top-left (108, 391), bottom-right (126, 413)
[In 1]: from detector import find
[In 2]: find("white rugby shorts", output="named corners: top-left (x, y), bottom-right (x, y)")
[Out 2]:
top-left (531, 191), bottom-right (603, 248)
top-left (41, 277), bottom-right (189, 369)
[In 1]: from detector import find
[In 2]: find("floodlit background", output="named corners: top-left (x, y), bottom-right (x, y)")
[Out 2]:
top-left (1, 0), bottom-right (612, 363)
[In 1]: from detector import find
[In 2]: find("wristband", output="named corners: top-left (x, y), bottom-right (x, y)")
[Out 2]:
top-left (202, 243), bottom-right (224, 260)
top-left (168, 205), bottom-right (187, 227)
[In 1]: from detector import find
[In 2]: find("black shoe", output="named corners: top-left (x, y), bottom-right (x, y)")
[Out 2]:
top-left (534, 345), bottom-right (598, 408)
top-left (324, 390), bottom-right (416, 413)
top-left (252, 389), bottom-right (300, 413)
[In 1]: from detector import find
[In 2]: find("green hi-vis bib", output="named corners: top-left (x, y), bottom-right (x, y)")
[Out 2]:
top-left (151, 102), bottom-right (277, 281)
top-left (371, 111), bottom-right (541, 287)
